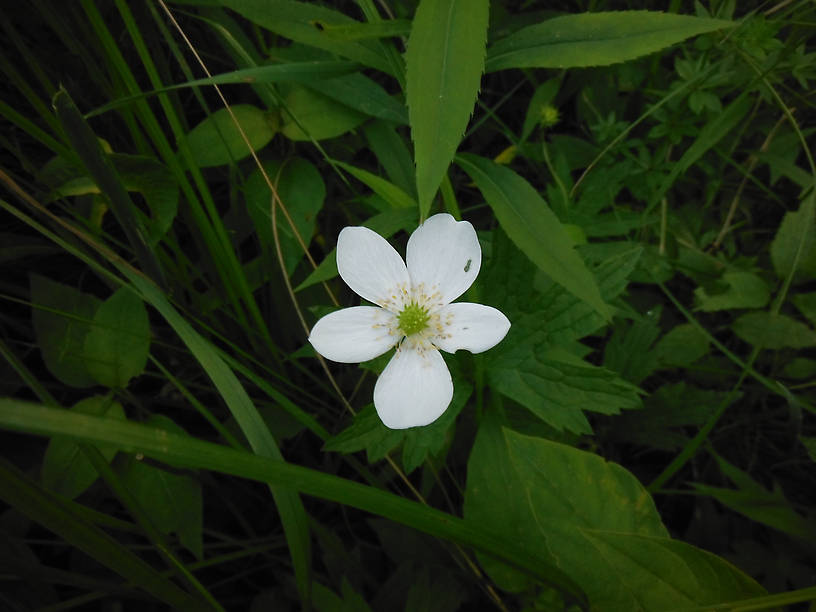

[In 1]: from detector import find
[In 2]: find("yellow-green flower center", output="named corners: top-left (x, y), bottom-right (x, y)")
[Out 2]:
top-left (397, 302), bottom-right (430, 336)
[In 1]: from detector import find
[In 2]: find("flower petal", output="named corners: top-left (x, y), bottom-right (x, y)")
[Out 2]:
top-left (337, 226), bottom-right (410, 310)
top-left (406, 213), bottom-right (481, 307)
top-left (373, 344), bottom-right (453, 429)
top-left (309, 306), bottom-right (398, 363)
top-left (433, 303), bottom-right (510, 354)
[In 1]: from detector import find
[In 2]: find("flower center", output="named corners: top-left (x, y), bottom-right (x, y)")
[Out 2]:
top-left (397, 302), bottom-right (430, 337)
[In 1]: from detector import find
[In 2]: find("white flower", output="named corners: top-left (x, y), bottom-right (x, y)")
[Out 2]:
top-left (308, 213), bottom-right (510, 429)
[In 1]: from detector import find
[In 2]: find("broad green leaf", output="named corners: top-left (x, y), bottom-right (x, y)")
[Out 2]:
top-left (119, 415), bottom-right (203, 559)
top-left (771, 194), bottom-right (816, 283)
top-left (0, 400), bottom-right (587, 605)
top-left (41, 396), bottom-right (125, 499)
top-left (281, 85), bottom-right (367, 141)
top-left (485, 11), bottom-right (734, 72)
top-left (181, 104), bottom-right (276, 167)
top-left (84, 288), bottom-right (150, 388)
top-left (580, 531), bottom-right (767, 609)
top-left (489, 347), bottom-right (641, 434)
top-left (406, 0), bottom-right (489, 219)
top-left (465, 417), bottom-right (766, 607)
top-left (30, 274), bottom-right (100, 388)
top-left (309, 18), bottom-right (411, 41)
top-left (654, 323), bottom-right (710, 367)
top-left (458, 154), bottom-right (609, 320)
top-left (216, 0), bottom-right (395, 75)
top-left (244, 158), bottom-right (325, 275)
top-left (732, 312), bottom-right (816, 349)
top-left (694, 271), bottom-right (771, 312)
top-left (782, 358), bottom-right (816, 379)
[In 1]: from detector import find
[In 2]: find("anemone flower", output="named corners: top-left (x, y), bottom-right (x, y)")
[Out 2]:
top-left (309, 214), bottom-right (510, 429)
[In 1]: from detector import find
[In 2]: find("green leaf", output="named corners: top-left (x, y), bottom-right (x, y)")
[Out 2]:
top-left (244, 158), bottom-right (325, 275)
top-left (458, 154), bottom-right (610, 320)
top-left (732, 312), bottom-right (816, 349)
top-left (41, 396), bottom-right (126, 499)
top-left (281, 85), bottom-right (367, 141)
top-left (489, 347), bottom-right (642, 435)
top-left (694, 271), bottom-right (771, 312)
top-left (119, 415), bottom-right (204, 559)
top-left (485, 11), bottom-right (734, 72)
top-left (30, 274), bottom-right (100, 388)
top-left (654, 323), bottom-right (710, 367)
top-left (301, 73), bottom-right (407, 124)
top-left (771, 194), bottom-right (816, 283)
top-left (216, 0), bottom-right (395, 75)
top-left (464, 416), bottom-right (766, 607)
top-left (692, 452), bottom-right (816, 545)
top-left (406, 0), bottom-right (489, 219)
top-left (84, 288), bottom-right (150, 388)
top-left (181, 104), bottom-right (276, 167)
top-left (336, 161), bottom-right (417, 210)
top-left (603, 315), bottom-right (661, 384)
top-left (323, 404), bottom-right (404, 463)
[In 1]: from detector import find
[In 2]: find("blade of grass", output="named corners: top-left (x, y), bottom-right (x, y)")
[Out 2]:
top-left (0, 400), bottom-right (590, 610)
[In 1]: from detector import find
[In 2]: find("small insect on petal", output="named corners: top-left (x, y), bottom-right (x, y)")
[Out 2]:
top-left (464, 259), bottom-right (472, 273)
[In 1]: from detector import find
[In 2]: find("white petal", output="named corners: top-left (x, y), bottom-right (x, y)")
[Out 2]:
top-left (373, 344), bottom-right (453, 429)
top-left (309, 307), bottom-right (398, 363)
top-left (432, 303), bottom-right (510, 354)
top-left (337, 226), bottom-right (410, 310)
top-left (406, 213), bottom-right (481, 307)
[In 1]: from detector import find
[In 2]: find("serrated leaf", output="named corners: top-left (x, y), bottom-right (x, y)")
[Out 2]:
top-left (694, 271), bottom-right (771, 312)
top-left (118, 415), bottom-right (203, 559)
top-left (407, 0), bottom-right (489, 219)
top-left (41, 396), bottom-right (125, 499)
top-left (281, 85), bottom-right (367, 141)
top-left (485, 11), bottom-right (734, 71)
top-left (182, 104), bottom-right (276, 167)
top-left (30, 274), bottom-right (100, 388)
top-left (770, 194), bottom-right (816, 283)
top-left (488, 347), bottom-right (641, 435)
top-left (83, 288), bottom-right (150, 388)
top-left (603, 315), bottom-right (661, 384)
top-left (458, 154), bottom-right (609, 320)
top-left (732, 312), bottom-right (816, 349)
